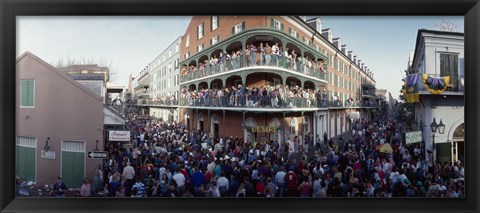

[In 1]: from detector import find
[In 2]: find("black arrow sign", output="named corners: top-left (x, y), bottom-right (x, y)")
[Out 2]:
top-left (88, 151), bottom-right (108, 159)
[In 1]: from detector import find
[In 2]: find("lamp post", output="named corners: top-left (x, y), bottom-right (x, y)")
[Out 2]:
top-left (95, 140), bottom-right (99, 151)
top-left (43, 137), bottom-right (50, 152)
top-left (430, 118), bottom-right (445, 164)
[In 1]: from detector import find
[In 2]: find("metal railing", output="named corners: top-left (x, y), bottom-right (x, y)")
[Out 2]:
top-left (180, 55), bottom-right (328, 83)
top-left (133, 99), bottom-right (177, 106)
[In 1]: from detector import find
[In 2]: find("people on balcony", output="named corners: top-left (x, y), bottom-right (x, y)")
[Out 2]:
top-left (180, 83), bottom-right (323, 109)
top-left (180, 44), bottom-right (327, 81)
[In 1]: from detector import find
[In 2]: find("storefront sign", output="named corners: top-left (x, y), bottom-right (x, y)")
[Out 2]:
top-left (406, 131), bottom-right (422, 144)
top-left (109, 130), bottom-right (131, 141)
top-left (41, 150), bottom-right (56, 160)
top-left (251, 126), bottom-right (277, 133)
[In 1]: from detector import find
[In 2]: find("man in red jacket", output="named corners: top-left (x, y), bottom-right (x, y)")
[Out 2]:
top-left (285, 168), bottom-right (299, 197)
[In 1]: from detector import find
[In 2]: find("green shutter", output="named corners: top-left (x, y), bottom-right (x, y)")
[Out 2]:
top-left (232, 26), bottom-right (235, 35)
top-left (62, 151), bottom-right (85, 188)
top-left (271, 18), bottom-right (274, 28)
top-left (21, 81), bottom-right (29, 106)
top-left (21, 80), bottom-right (34, 107)
top-left (211, 16), bottom-right (213, 31)
top-left (29, 80), bottom-right (34, 106)
top-left (210, 38), bottom-right (212, 46)
top-left (242, 22), bottom-right (245, 30)
top-left (217, 16), bottom-right (219, 28)
top-left (280, 23), bottom-right (284, 31)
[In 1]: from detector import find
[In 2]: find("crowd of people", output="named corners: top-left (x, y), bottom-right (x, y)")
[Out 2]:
top-left (180, 84), bottom-right (328, 108)
top-left (181, 42), bottom-right (327, 80)
top-left (84, 107), bottom-right (464, 198)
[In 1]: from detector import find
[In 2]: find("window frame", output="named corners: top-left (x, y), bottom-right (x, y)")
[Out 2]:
top-left (197, 22), bottom-right (204, 40)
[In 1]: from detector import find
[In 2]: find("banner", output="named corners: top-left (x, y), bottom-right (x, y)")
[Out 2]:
top-left (109, 130), bottom-right (131, 141)
top-left (405, 74), bottom-right (419, 103)
top-left (405, 131), bottom-right (422, 144)
top-left (423, 74), bottom-right (450, 95)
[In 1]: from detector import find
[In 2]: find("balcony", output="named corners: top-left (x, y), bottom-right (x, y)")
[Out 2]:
top-left (132, 99), bottom-right (177, 106)
top-left (417, 74), bottom-right (464, 95)
top-left (180, 28), bottom-right (329, 85)
top-left (135, 83), bottom-right (149, 90)
top-left (180, 57), bottom-right (328, 84)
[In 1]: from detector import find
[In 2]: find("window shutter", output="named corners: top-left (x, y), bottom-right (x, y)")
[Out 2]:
top-left (217, 16), bottom-right (219, 28)
top-left (210, 38), bottom-right (212, 46)
top-left (21, 81), bottom-right (28, 106)
top-left (211, 16), bottom-right (213, 31)
top-left (242, 22), bottom-right (245, 30)
top-left (280, 23), bottom-right (284, 31)
top-left (232, 26), bottom-right (235, 35)
top-left (197, 25), bottom-right (199, 39)
top-left (28, 80), bottom-right (34, 106)
top-left (202, 22), bottom-right (205, 35)
top-left (289, 28), bottom-right (291, 35)
top-left (271, 18), bottom-right (274, 28)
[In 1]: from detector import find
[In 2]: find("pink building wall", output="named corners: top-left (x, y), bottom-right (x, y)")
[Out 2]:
top-left (16, 52), bottom-right (104, 186)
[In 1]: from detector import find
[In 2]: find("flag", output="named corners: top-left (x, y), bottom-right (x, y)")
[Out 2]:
top-left (405, 74), bottom-right (419, 103)
top-left (422, 74), bottom-right (450, 95)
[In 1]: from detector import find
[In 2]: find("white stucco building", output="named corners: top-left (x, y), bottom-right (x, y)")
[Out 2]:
top-left (137, 36), bottom-right (182, 122)
top-left (410, 29), bottom-right (464, 164)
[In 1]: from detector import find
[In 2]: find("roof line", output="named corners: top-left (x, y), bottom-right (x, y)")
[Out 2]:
top-left (16, 51), bottom-right (103, 101)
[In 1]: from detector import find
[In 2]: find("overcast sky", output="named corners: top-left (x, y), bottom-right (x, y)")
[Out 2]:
top-left (17, 16), bottom-right (464, 99)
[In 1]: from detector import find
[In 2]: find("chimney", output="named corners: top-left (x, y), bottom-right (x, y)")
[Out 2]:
top-left (341, 45), bottom-right (347, 54)
top-left (332, 37), bottom-right (341, 49)
top-left (364, 66), bottom-right (368, 72)
top-left (357, 60), bottom-right (362, 67)
top-left (353, 55), bottom-right (357, 63)
top-left (348, 51), bottom-right (353, 59)
top-left (322, 29), bottom-right (333, 43)
top-left (361, 63), bottom-right (365, 70)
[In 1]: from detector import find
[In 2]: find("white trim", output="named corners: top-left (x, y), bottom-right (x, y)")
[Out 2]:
top-left (19, 79), bottom-right (35, 108)
top-left (179, 106), bottom-right (326, 112)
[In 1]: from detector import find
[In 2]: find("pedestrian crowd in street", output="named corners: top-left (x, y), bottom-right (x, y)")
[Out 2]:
top-left (75, 108), bottom-right (464, 198)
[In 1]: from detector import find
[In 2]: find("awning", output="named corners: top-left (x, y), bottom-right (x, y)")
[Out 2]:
top-left (104, 106), bottom-right (126, 125)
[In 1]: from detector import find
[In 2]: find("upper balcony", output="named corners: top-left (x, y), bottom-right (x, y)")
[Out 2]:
top-left (180, 28), bottom-right (329, 85)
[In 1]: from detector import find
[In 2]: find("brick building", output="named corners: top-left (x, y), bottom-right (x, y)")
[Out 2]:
top-left (176, 16), bottom-right (378, 144)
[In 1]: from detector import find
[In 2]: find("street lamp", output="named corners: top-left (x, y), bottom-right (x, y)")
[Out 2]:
top-left (94, 140), bottom-right (99, 151)
top-left (43, 137), bottom-right (50, 152)
top-left (430, 118), bottom-right (445, 163)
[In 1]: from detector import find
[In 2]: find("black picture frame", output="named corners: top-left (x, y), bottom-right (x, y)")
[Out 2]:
top-left (1, 0), bottom-right (479, 212)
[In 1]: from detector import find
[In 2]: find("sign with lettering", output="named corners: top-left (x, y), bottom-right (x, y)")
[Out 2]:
top-left (88, 151), bottom-right (108, 159)
top-left (109, 130), bottom-right (131, 141)
top-left (406, 131), bottom-right (422, 144)
top-left (434, 19), bottom-right (461, 33)
top-left (251, 126), bottom-right (277, 133)
top-left (41, 150), bottom-right (56, 160)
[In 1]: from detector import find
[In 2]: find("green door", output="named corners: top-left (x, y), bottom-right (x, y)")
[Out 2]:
top-left (16, 146), bottom-right (36, 181)
top-left (62, 151), bottom-right (85, 188)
